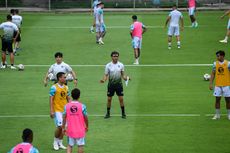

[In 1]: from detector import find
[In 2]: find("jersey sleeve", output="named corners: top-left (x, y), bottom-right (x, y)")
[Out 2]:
top-left (105, 64), bottom-right (109, 75)
top-left (13, 24), bottom-right (19, 31)
top-left (228, 62), bottom-right (230, 70)
top-left (65, 63), bottom-right (73, 72)
top-left (31, 147), bottom-right (39, 153)
top-left (212, 62), bottom-right (216, 72)
top-left (169, 11), bottom-right (172, 17)
top-left (142, 23), bottom-right (146, 29)
top-left (121, 63), bottom-right (125, 72)
top-left (0, 23), bottom-right (3, 29)
top-left (48, 65), bottom-right (54, 73)
top-left (130, 24), bottom-right (134, 31)
top-left (66, 86), bottom-right (70, 96)
top-left (82, 104), bottom-right (87, 116)
top-left (49, 85), bottom-right (56, 96)
top-left (63, 105), bottom-right (67, 115)
top-left (8, 147), bottom-right (14, 153)
top-left (99, 9), bottom-right (103, 15)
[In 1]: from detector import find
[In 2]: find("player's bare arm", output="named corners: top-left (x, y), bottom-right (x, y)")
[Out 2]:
top-left (49, 96), bottom-right (55, 118)
top-left (100, 74), bottom-right (108, 83)
top-left (209, 71), bottom-right (215, 90)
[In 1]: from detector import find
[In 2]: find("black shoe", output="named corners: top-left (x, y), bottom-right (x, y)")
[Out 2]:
top-left (121, 114), bottom-right (126, 119)
top-left (104, 114), bottom-right (110, 119)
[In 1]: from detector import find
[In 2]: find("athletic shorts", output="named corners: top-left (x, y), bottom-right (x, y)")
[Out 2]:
top-left (168, 26), bottom-right (180, 36)
top-left (107, 83), bottom-right (124, 97)
top-left (95, 23), bottom-right (106, 33)
top-left (67, 137), bottom-right (85, 146)
top-left (54, 112), bottom-right (63, 127)
top-left (132, 36), bottom-right (142, 49)
top-left (188, 7), bottom-right (195, 16)
top-left (227, 19), bottom-right (230, 30)
top-left (213, 86), bottom-right (230, 97)
top-left (2, 39), bottom-right (13, 53)
top-left (13, 31), bottom-right (21, 42)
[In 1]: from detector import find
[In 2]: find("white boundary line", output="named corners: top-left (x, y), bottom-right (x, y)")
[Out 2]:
top-left (23, 64), bottom-right (212, 67)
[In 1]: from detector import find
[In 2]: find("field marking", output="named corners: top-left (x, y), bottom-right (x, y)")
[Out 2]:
top-left (24, 64), bottom-right (212, 67)
top-left (0, 114), bottom-right (204, 118)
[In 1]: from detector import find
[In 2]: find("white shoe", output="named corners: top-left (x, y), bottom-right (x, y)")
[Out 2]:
top-left (59, 143), bottom-right (66, 149)
top-left (168, 46), bottom-right (171, 50)
top-left (10, 66), bottom-right (16, 70)
top-left (53, 141), bottom-right (59, 150)
top-left (194, 22), bottom-right (198, 28)
top-left (212, 114), bottom-right (220, 120)
top-left (133, 62), bottom-right (139, 65)
top-left (1, 65), bottom-right (6, 69)
top-left (219, 39), bottom-right (227, 43)
top-left (98, 38), bottom-right (104, 45)
top-left (177, 45), bottom-right (181, 49)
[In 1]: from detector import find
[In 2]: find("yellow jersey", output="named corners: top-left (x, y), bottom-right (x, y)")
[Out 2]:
top-left (50, 83), bottom-right (69, 112)
top-left (215, 60), bottom-right (230, 86)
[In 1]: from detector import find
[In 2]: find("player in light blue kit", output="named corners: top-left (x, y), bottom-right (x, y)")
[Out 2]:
top-left (95, 2), bottom-right (106, 45)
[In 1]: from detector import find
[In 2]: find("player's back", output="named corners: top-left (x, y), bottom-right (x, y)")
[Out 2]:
top-left (169, 10), bottom-right (182, 27)
top-left (0, 21), bottom-right (18, 40)
top-left (12, 15), bottom-right (22, 28)
top-left (131, 21), bottom-right (143, 38)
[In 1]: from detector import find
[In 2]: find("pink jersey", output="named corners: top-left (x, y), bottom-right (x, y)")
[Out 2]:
top-left (12, 143), bottom-right (32, 153)
top-left (131, 21), bottom-right (143, 38)
top-left (65, 101), bottom-right (86, 138)
top-left (188, 0), bottom-right (195, 8)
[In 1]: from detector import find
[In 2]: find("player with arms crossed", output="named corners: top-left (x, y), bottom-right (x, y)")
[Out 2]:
top-left (62, 88), bottom-right (89, 153)
top-left (130, 15), bottom-right (146, 65)
top-left (209, 50), bottom-right (230, 120)
top-left (165, 5), bottom-right (184, 50)
top-left (100, 51), bottom-right (130, 119)
top-left (219, 10), bottom-right (230, 43)
top-left (44, 52), bottom-right (77, 87)
top-left (8, 128), bottom-right (39, 153)
top-left (50, 72), bottom-right (70, 150)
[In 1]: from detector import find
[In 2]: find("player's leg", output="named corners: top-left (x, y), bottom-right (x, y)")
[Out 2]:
top-left (116, 85), bottom-right (126, 118)
top-left (99, 24), bottom-right (105, 44)
top-left (175, 26), bottom-right (181, 48)
top-left (132, 37), bottom-right (139, 64)
top-left (167, 26), bottom-right (173, 49)
top-left (105, 85), bottom-right (114, 118)
top-left (67, 137), bottom-right (74, 153)
top-left (95, 24), bottom-right (100, 43)
top-left (77, 138), bottom-right (85, 153)
top-left (223, 86), bottom-right (230, 120)
top-left (8, 41), bottom-right (16, 69)
top-left (220, 21), bottom-right (230, 43)
top-left (1, 39), bottom-right (7, 68)
top-left (213, 87), bottom-right (222, 119)
top-left (78, 146), bottom-right (84, 153)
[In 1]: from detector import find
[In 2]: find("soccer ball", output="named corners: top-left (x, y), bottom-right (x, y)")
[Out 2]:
top-left (48, 73), bottom-right (54, 81)
top-left (18, 64), bottom-right (24, 71)
top-left (203, 73), bottom-right (211, 81)
top-left (66, 73), bottom-right (73, 82)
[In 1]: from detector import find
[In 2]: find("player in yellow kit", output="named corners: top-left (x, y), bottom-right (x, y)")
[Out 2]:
top-left (209, 50), bottom-right (230, 120)
top-left (49, 72), bottom-right (70, 150)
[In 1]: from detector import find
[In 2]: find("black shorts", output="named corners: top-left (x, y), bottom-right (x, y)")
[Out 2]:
top-left (13, 31), bottom-right (21, 42)
top-left (2, 39), bottom-right (13, 52)
top-left (107, 83), bottom-right (124, 97)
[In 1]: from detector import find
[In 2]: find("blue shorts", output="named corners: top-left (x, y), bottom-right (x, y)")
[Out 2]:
top-left (96, 23), bottom-right (106, 33)
top-left (188, 7), bottom-right (195, 16)
top-left (132, 37), bottom-right (142, 49)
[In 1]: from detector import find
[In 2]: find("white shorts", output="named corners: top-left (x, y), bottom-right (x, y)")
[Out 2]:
top-left (96, 23), bottom-right (106, 33)
top-left (227, 19), bottom-right (230, 30)
top-left (168, 26), bottom-right (180, 36)
top-left (132, 36), bottom-right (142, 49)
top-left (67, 137), bottom-right (85, 146)
top-left (213, 86), bottom-right (230, 97)
top-left (54, 112), bottom-right (63, 127)
top-left (189, 7), bottom-right (195, 16)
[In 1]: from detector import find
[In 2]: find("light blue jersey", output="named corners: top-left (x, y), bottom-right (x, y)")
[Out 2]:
top-left (95, 7), bottom-right (104, 25)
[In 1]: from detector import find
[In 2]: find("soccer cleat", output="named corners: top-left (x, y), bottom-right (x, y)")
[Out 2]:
top-left (1, 65), bottom-right (6, 69)
top-left (168, 46), bottom-right (171, 50)
top-left (104, 113), bottom-right (110, 119)
top-left (121, 114), bottom-right (126, 119)
top-left (98, 38), bottom-right (104, 45)
top-left (10, 66), bottom-right (17, 70)
top-left (177, 45), bottom-right (181, 49)
top-left (212, 114), bottom-right (220, 120)
top-left (53, 141), bottom-right (59, 150)
top-left (219, 39), bottom-right (228, 43)
top-left (59, 144), bottom-right (67, 150)
top-left (133, 62), bottom-right (139, 65)
top-left (194, 22), bottom-right (198, 28)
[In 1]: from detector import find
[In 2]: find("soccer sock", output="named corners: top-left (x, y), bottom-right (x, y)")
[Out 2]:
top-left (54, 137), bottom-right (59, 143)
top-left (168, 42), bottom-right (172, 47)
top-left (225, 36), bottom-right (228, 41)
top-left (216, 109), bottom-right (220, 115)
top-left (227, 109), bottom-right (230, 116)
top-left (121, 106), bottom-right (125, 115)
top-left (177, 41), bottom-right (181, 46)
top-left (107, 107), bottom-right (110, 115)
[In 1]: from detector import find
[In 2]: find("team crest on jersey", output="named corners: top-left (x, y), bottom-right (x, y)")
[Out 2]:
top-left (218, 67), bottom-right (224, 74)
top-left (70, 105), bottom-right (78, 113)
top-left (60, 91), bottom-right (66, 98)
top-left (16, 148), bottom-right (23, 153)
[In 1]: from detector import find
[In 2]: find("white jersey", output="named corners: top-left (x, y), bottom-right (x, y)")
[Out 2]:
top-left (105, 61), bottom-right (124, 85)
top-left (48, 62), bottom-right (72, 79)
top-left (95, 7), bottom-right (104, 25)
top-left (0, 21), bottom-right (18, 41)
top-left (169, 9), bottom-right (183, 27)
top-left (12, 15), bottom-right (22, 28)
top-left (92, 0), bottom-right (99, 14)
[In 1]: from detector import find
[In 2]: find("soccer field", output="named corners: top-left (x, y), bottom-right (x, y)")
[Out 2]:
top-left (0, 11), bottom-right (230, 153)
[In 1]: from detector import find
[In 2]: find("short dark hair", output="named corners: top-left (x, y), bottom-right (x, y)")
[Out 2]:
top-left (216, 50), bottom-right (225, 57)
top-left (22, 128), bottom-right (33, 142)
top-left (132, 15), bottom-right (137, 20)
top-left (54, 52), bottom-right (63, 58)
top-left (97, 1), bottom-right (104, 6)
top-left (71, 88), bottom-right (80, 100)
top-left (7, 15), bottom-right (12, 21)
top-left (56, 72), bottom-right (65, 81)
top-left (15, 9), bottom-right (19, 14)
top-left (111, 51), bottom-right (119, 57)
top-left (10, 9), bottom-right (15, 14)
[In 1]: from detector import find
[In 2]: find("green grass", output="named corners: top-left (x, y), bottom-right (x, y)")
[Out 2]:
top-left (0, 11), bottom-right (230, 153)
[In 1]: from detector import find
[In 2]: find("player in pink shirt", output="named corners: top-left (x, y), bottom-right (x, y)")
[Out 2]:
top-left (62, 88), bottom-right (88, 153)
top-left (130, 15), bottom-right (147, 65)
top-left (188, 0), bottom-right (198, 27)
top-left (8, 128), bottom-right (39, 153)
